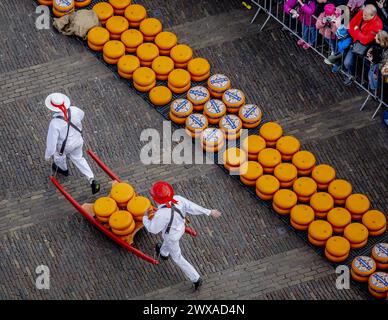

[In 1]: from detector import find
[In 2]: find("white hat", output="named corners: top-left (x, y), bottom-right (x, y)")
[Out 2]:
top-left (45, 93), bottom-right (71, 112)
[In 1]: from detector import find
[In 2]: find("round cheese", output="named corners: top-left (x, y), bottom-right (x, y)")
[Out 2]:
top-left (222, 89), bottom-right (245, 108)
top-left (258, 148), bottom-right (282, 168)
top-left (133, 67), bottom-right (156, 86)
top-left (110, 182), bottom-right (135, 204)
top-left (292, 151), bottom-right (316, 170)
top-left (256, 175), bottom-right (280, 195)
top-left (121, 29), bottom-right (143, 49)
top-left (368, 272), bottom-right (388, 293)
top-left (372, 243), bottom-right (388, 263)
top-left (139, 18), bottom-right (162, 37)
top-left (136, 43), bottom-right (159, 62)
top-left (345, 194), bottom-right (370, 215)
top-left (273, 189), bottom-right (298, 210)
top-left (242, 135), bottom-right (266, 155)
top-left (103, 40), bottom-right (126, 59)
top-left (127, 196), bottom-right (151, 217)
top-left (109, 0), bottom-right (131, 10)
top-left (93, 197), bottom-right (118, 217)
top-left (170, 44), bottom-right (193, 63)
top-left (328, 179), bottom-right (352, 200)
top-left (293, 177), bottom-right (317, 197)
top-left (352, 256), bottom-right (376, 276)
top-left (219, 115), bottom-right (242, 135)
top-left (93, 2), bottom-right (114, 21)
top-left (310, 192), bottom-right (334, 213)
top-left (149, 86), bottom-right (172, 106)
top-left (187, 86), bottom-right (210, 105)
top-left (170, 99), bottom-right (193, 118)
top-left (106, 16), bottom-right (129, 35)
top-left (117, 55), bottom-right (140, 74)
top-left (152, 56), bottom-right (174, 75)
top-left (168, 69), bottom-right (191, 88)
top-left (207, 74), bottom-right (231, 93)
top-left (239, 104), bottom-right (262, 124)
top-left (185, 113), bottom-right (208, 133)
top-left (125, 4), bottom-right (147, 22)
top-left (109, 210), bottom-right (134, 230)
top-left (87, 27), bottom-right (110, 46)
top-left (200, 128), bottom-right (224, 147)
top-left (326, 236), bottom-right (350, 257)
top-left (276, 136), bottom-right (300, 156)
top-left (327, 207), bottom-right (351, 228)
top-left (344, 223), bottom-right (369, 244)
top-left (155, 31), bottom-right (178, 50)
top-left (290, 204), bottom-right (315, 226)
top-left (204, 99), bottom-right (226, 119)
top-left (312, 164), bottom-right (336, 184)
top-left (187, 58), bottom-right (211, 77)
top-left (223, 147), bottom-right (247, 167)
top-left (308, 220), bottom-right (333, 241)
top-left (240, 161), bottom-right (263, 181)
top-left (273, 163), bottom-right (297, 183)
top-left (362, 210), bottom-right (386, 231)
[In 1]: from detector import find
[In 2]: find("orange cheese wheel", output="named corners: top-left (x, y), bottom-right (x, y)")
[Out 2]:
top-left (240, 161), bottom-right (263, 181)
top-left (109, 0), bottom-right (131, 10)
top-left (292, 150), bottom-right (316, 171)
top-left (259, 122), bottom-right (283, 143)
top-left (121, 29), bottom-right (143, 49)
top-left (127, 196), bottom-right (151, 217)
top-left (293, 177), bottom-right (317, 197)
top-left (326, 236), bottom-right (350, 257)
top-left (352, 256), bottom-right (377, 277)
top-left (291, 204), bottom-right (315, 225)
top-left (170, 99), bottom-right (193, 118)
top-left (327, 207), bottom-right (351, 228)
top-left (345, 194), bottom-right (371, 215)
top-left (204, 99), bottom-right (226, 119)
top-left (149, 86), bottom-right (172, 106)
top-left (368, 272), bottom-right (388, 293)
top-left (112, 220), bottom-right (135, 236)
top-left (109, 210), bottom-right (134, 230)
top-left (255, 189), bottom-right (274, 201)
top-left (93, 197), bottom-right (118, 218)
top-left (308, 234), bottom-right (327, 247)
top-left (133, 67), bottom-right (156, 86)
top-left (187, 86), bottom-right (210, 106)
top-left (168, 82), bottom-right (191, 94)
top-left (154, 31), bottom-right (178, 50)
top-left (242, 135), bottom-right (266, 156)
top-left (103, 55), bottom-right (120, 65)
top-left (152, 56), bottom-right (174, 75)
top-left (134, 81), bottom-right (156, 92)
top-left (140, 18), bottom-right (163, 37)
top-left (308, 220), bottom-right (333, 241)
top-left (223, 148), bottom-right (247, 168)
top-left (136, 43), bottom-right (159, 62)
top-left (106, 16), bottom-right (129, 35)
top-left (117, 55), bottom-right (140, 74)
top-left (273, 189), bottom-right (298, 210)
top-left (276, 136), bottom-right (300, 156)
top-left (372, 243), bottom-right (388, 263)
top-left (169, 112), bottom-right (187, 125)
top-left (125, 4), bottom-right (147, 23)
top-left (187, 58), bottom-right (211, 77)
top-left (344, 223), bottom-right (369, 244)
top-left (362, 210), bottom-right (386, 232)
top-left (185, 113), bottom-right (208, 134)
top-left (324, 249), bottom-right (349, 263)
top-left (168, 69), bottom-right (191, 88)
top-left (103, 40), bottom-right (126, 59)
top-left (328, 179), bottom-right (352, 200)
top-left (191, 72), bottom-right (211, 82)
top-left (310, 192), bottom-right (334, 213)
top-left (88, 41), bottom-right (104, 52)
top-left (222, 89), bottom-right (245, 108)
top-left (312, 164), bottom-right (336, 185)
top-left (290, 219), bottom-right (310, 231)
top-left (170, 44), bottom-right (193, 63)
top-left (87, 27), bottom-right (110, 46)
top-left (273, 163), bottom-right (297, 183)
top-left (258, 148), bottom-right (281, 169)
top-left (200, 128), bottom-right (224, 147)
top-left (256, 175), bottom-right (280, 195)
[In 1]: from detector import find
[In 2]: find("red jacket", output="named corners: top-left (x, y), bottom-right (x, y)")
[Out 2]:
top-left (349, 10), bottom-right (383, 45)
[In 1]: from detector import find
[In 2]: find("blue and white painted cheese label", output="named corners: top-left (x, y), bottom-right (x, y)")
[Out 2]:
top-left (188, 86), bottom-right (209, 102)
top-left (186, 113), bottom-right (207, 129)
top-left (205, 99), bottom-right (225, 115)
top-left (370, 272), bottom-right (388, 289)
top-left (223, 89), bottom-right (244, 105)
top-left (55, 0), bottom-right (73, 7)
top-left (240, 104), bottom-right (262, 121)
top-left (220, 115), bottom-right (241, 131)
top-left (201, 128), bottom-right (223, 144)
top-left (373, 243), bottom-right (388, 260)
top-left (171, 99), bottom-right (192, 114)
top-left (353, 256), bottom-right (375, 273)
top-left (209, 74), bottom-right (230, 90)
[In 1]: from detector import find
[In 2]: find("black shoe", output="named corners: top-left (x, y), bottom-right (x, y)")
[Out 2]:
top-left (52, 163), bottom-right (69, 176)
top-left (343, 76), bottom-right (353, 86)
top-left (91, 180), bottom-right (100, 194)
top-left (194, 278), bottom-right (203, 291)
top-left (155, 243), bottom-right (169, 260)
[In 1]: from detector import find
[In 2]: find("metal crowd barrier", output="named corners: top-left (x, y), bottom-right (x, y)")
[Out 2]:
top-left (250, 0), bottom-right (388, 119)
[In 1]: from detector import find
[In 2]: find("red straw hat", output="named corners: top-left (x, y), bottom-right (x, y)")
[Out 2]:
top-left (150, 181), bottom-right (176, 206)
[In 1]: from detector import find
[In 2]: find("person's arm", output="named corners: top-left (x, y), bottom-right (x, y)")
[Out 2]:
top-left (142, 208), bottom-right (168, 234)
top-left (348, 10), bottom-right (362, 38)
top-left (45, 121), bottom-right (59, 160)
top-left (352, 20), bottom-right (383, 45)
top-left (176, 195), bottom-right (212, 216)
top-left (284, 0), bottom-right (297, 14)
top-left (300, 1), bottom-right (316, 16)
top-left (316, 13), bottom-right (326, 29)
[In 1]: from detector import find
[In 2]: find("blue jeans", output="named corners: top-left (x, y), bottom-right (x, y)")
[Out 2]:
top-left (302, 25), bottom-right (317, 45)
top-left (343, 49), bottom-right (356, 76)
top-left (325, 38), bottom-right (337, 53)
top-left (368, 63), bottom-right (380, 91)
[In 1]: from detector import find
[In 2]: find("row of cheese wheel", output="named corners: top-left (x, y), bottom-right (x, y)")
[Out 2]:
top-left (38, 0), bottom-right (93, 17)
top-left (93, 1), bottom-right (146, 25)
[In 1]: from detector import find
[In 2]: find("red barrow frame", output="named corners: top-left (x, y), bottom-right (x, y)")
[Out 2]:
top-left (50, 149), bottom-right (198, 265)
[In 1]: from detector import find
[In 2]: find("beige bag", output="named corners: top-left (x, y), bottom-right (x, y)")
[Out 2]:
top-left (53, 9), bottom-right (100, 39)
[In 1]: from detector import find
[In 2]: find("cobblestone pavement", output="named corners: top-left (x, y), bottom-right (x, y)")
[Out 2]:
top-left (0, 0), bottom-right (386, 300)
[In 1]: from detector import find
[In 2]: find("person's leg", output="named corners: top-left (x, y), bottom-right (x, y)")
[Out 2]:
top-left (343, 49), bottom-right (356, 75)
top-left (53, 151), bottom-right (68, 171)
top-left (68, 142), bottom-right (94, 182)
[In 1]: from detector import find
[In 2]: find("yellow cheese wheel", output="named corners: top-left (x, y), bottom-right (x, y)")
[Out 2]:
top-left (137, 43), bottom-right (159, 62)
top-left (133, 67), bottom-right (156, 86)
top-left (308, 234), bottom-right (327, 247)
top-left (87, 27), bottom-right (110, 46)
top-left (242, 135), bottom-right (266, 155)
top-left (117, 55), bottom-right (140, 74)
top-left (53, 0), bottom-right (74, 13)
top-left (109, 0), bottom-right (131, 9)
top-left (200, 128), bottom-right (224, 148)
top-left (191, 71), bottom-right (211, 82)
top-left (274, 163), bottom-right (298, 183)
top-left (290, 219), bottom-right (310, 231)
top-left (290, 204), bottom-right (315, 226)
top-left (372, 243), bottom-right (388, 263)
top-left (171, 99), bottom-right (193, 118)
top-left (187, 86), bottom-right (210, 106)
top-left (134, 81), bottom-right (156, 92)
top-left (240, 161), bottom-right (263, 181)
top-left (344, 223), bottom-right (369, 244)
top-left (124, 4), bottom-right (147, 22)
top-left (310, 192), bottom-right (334, 213)
top-left (362, 210), bottom-right (386, 231)
top-left (326, 236), bottom-right (350, 257)
top-left (139, 18), bottom-right (162, 37)
top-left (155, 31), bottom-right (178, 50)
top-left (273, 189), bottom-right (298, 210)
top-left (152, 56), bottom-right (174, 75)
top-left (103, 55), bottom-right (120, 65)
top-left (327, 207), bottom-right (351, 228)
top-left (103, 40), bottom-right (126, 59)
top-left (207, 74), bottom-right (231, 92)
top-left (109, 210), bottom-right (134, 230)
top-left (110, 182), bottom-right (135, 204)
top-left (38, 0), bottom-right (53, 5)
top-left (293, 177), bottom-right (317, 197)
top-left (88, 41), bottom-right (103, 52)
top-left (185, 113), bottom-right (208, 134)
top-left (276, 136), bottom-right (300, 156)
top-left (328, 179), bottom-right (352, 200)
top-left (345, 194), bottom-right (370, 215)
top-left (127, 196), bottom-right (151, 217)
top-left (256, 188), bottom-right (274, 201)
top-left (168, 82), bottom-right (191, 94)
top-left (222, 89), bottom-right (245, 108)
top-left (187, 58), bottom-right (211, 77)
top-left (308, 220), bottom-right (333, 241)
top-left (312, 164), bottom-right (336, 185)
top-left (112, 220), bottom-right (135, 236)
top-left (292, 151), bottom-right (316, 170)
top-left (106, 16), bottom-right (129, 35)
top-left (149, 86), bottom-right (172, 106)
top-left (259, 122), bottom-right (283, 142)
top-left (240, 175), bottom-right (257, 187)
top-left (169, 111), bottom-right (187, 125)
top-left (273, 202), bottom-right (292, 215)
top-left (75, 0), bottom-right (91, 8)
top-left (92, 3), bottom-right (114, 23)
top-left (352, 256), bottom-right (377, 276)
top-left (369, 226), bottom-right (386, 236)
top-left (118, 69), bottom-right (133, 79)
top-left (325, 249), bottom-right (349, 263)
top-left (368, 272), bottom-right (388, 293)
top-left (170, 44), bottom-right (193, 63)
top-left (93, 197), bottom-right (118, 217)
top-left (219, 115), bottom-right (242, 135)
top-left (204, 99), bottom-right (226, 119)
top-left (256, 175), bottom-right (280, 195)
top-left (168, 69), bottom-right (191, 88)
top-left (120, 29), bottom-right (143, 49)
top-left (258, 148), bottom-right (281, 168)
top-left (223, 147), bottom-right (247, 167)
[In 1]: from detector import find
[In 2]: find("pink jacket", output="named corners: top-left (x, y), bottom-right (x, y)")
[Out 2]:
top-left (284, 0), bottom-right (316, 26)
top-left (316, 9), bottom-right (341, 39)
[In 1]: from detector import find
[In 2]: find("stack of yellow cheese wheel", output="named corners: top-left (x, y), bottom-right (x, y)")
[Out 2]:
top-left (290, 204), bottom-right (315, 231)
top-left (368, 272), bottom-right (388, 299)
top-left (292, 150), bottom-right (316, 176)
top-left (238, 104), bottom-right (262, 129)
top-left (274, 163), bottom-right (298, 188)
top-left (139, 18), bottom-right (162, 42)
top-left (53, 0), bottom-right (75, 17)
top-left (293, 177), bottom-right (317, 203)
top-left (103, 40), bottom-right (125, 64)
top-left (110, 182), bottom-right (135, 208)
top-left (257, 148), bottom-right (282, 174)
top-left (223, 147), bottom-right (247, 174)
top-left (127, 196), bottom-right (151, 222)
top-left (109, 210), bottom-right (136, 237)
top-left (117, 55), bottom-right (140, 79)
top-left (242, 135), bottom-right (266, 161)
top-left (255, 175), bottom-right (280, 201)
top-left (344, 222), bottom-right (369, 249)
top-left (38, 0), bottom-right (53, 5)
top-left (351, 256), bottom-right (376, 282)
top-left (93, 197), bottom-right (118, 224)
top-left (259, 122), bottom-right (283, 148)
top-left (362, 210), bottom-right (387, 236)
top-left (155, 31), bottom-right (178, 56)
top-left (187, 86), bottom-right (210, 111)
top-left (132, 67), bottom-right (156, 92)
top-left (204, 99), bottom-right (226, 125)
top-left (372, 243), bottom-right (388, 270)
top-left (93, 2), bottom-right (114, 25)
top-left (185, 113), bottom-right (208, 138)
top-left (200, 128), bottom-right (225, 153)
top-left (136, 42), bottom-right (159, 67)
top-left (124, 4), bottom-right (147, 28)
top-left (187, 58), bottom-right (211, 82)
top-left (327, 207), bottom-right (351, 234)
top-left (106, 16), bottom-right (129, 40)
top-left (239, 161), bottom-right (263, 187)
top-left (276, 136), bottom-right (300, 161)
top-left (120, 29), bottom-right (143, 53)
top-left (219, 115), bottom-right (242, 140)
top-left (311, 164), bottom-right (336, 190)
top-left (328, 179), bottom-right (352, 206)
top-left (272, 189), bottom-right (298, 215)
top-left (169, 99), bottom-right (193, 125)
top-left (75, 0), bottom-right (91, 8)
top-left (149, 86), bottom-right (172, 106)
top-left (109, 0), bottom-right (131, 15)
top-left (152, 56), bottom-right (175, 80)
top-left (87, 27), bottom-right (110, 52)
top-left (168, 69), bottom-right (191, 94)
top-left (207, 74), bottom-right (231, 98)
top-left (170, 44), bottom-right (193, 68)
top-left (325, 236), bottom-right (350, 262)
top-left (310, 192), bottom-right (334, 219)
top-left (308, 220), bottom-right (333, 247)
top-left (345, 193), bottom-right (370, 220)
top-left (222, 89), bottom-right (245, 114)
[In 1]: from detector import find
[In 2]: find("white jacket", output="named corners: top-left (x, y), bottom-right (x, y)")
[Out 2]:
top-left (143, 195), bottom-right (211, 241)
top-left (45, 106), bottom-right (84, 159)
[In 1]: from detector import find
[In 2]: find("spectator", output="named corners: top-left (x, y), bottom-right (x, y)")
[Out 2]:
top-left (343, 4), bottom-right (383, 85)
top-left (366, 30), bottom-right (388, 91)
top-left (347, 0), bottom-right (366, 17)
top-left (316, 0), bottom-right (348, 15)
top-left (366, 0), bottom-right (388, 30)
top-left (316, 4), bottom-right (342, 53)
top-left (284, 0), bottom-right (317, 49)
top-left (325, 25), bottom-right (353, 72)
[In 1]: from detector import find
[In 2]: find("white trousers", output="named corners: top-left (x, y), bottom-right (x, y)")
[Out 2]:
top-left (160, 238), bottom-right (200, 283)
top-left (54, 140), bottom-right (94, 182)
